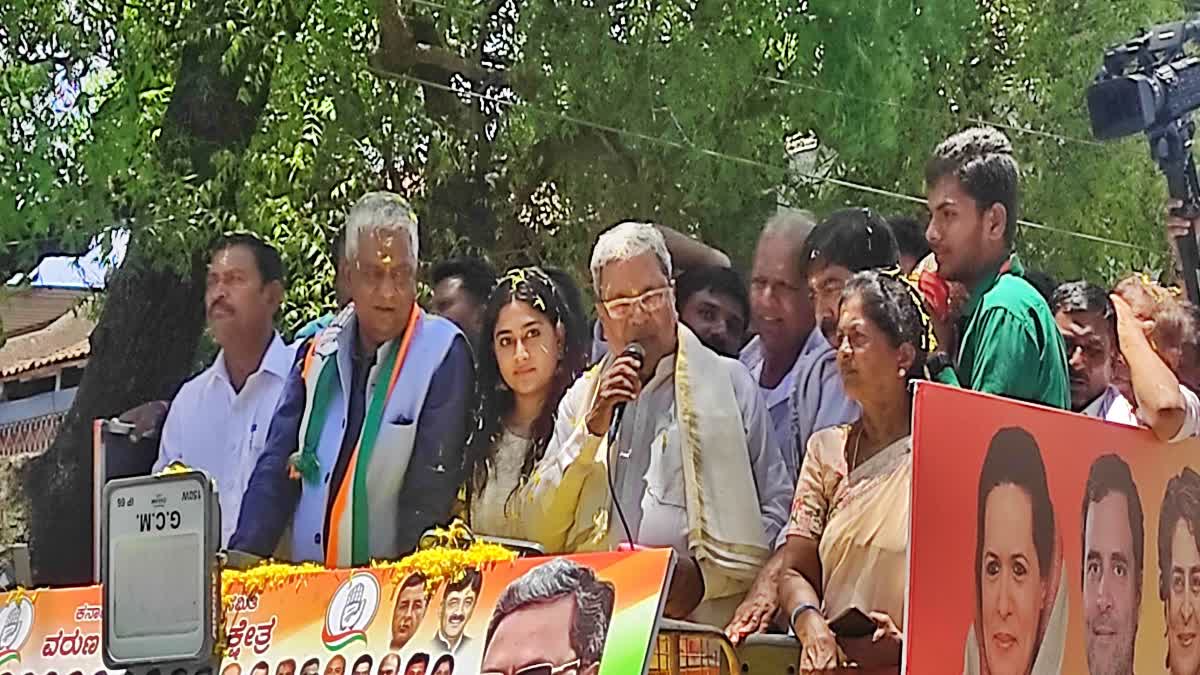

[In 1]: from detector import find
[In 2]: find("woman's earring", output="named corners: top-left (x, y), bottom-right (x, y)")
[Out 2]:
top-left (496, 380), bottom-right (509, 391)
top-left (898, 368), bottom-right (907, 378)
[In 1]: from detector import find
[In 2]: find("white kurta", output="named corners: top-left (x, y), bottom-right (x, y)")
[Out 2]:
top-left (542, 349), bottom-right (792, 555)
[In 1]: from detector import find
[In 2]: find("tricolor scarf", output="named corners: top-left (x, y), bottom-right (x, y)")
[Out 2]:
top-left (292, 304), bottom-right (421, 566)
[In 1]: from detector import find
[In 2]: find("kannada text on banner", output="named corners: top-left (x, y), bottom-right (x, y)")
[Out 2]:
top-left (906, 382), bottom-right (1200, 675)
top-left (0, 549), bottom-right (672, 675)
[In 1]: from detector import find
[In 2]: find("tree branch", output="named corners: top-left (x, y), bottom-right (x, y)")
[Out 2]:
top-left (371, 0), bottom-right (493, 82)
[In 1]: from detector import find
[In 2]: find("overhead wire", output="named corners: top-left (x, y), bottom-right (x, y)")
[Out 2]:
top-left (384, 69), bottom-right (1153, 252)
top-left (3, 0), bottom-right (1149, 254)
top-left (408, 0), bottom-right (1109, 152)
top-left (757, 75), bottom-right (1106, 150)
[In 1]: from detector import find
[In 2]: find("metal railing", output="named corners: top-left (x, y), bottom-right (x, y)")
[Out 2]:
top-left (0, 410), bottom-right (66, 458)
top-left (652, 620), bottom-right (739, 675)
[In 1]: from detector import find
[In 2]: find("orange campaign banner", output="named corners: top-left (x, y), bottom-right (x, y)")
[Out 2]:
top-left (906, 382), bottom-right (1200, 675)
top-left (0, 549), bottom-right (672, 675)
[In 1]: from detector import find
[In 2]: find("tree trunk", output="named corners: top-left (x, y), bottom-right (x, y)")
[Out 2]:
top-left (21, 249), bottom-right (206, 585)
top-left (18, 0), bottom-right (282, 585)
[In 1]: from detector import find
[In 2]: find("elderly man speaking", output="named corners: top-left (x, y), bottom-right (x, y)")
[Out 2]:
top-left (525, 222), bottom-right (791, 625)
top-left (230, 192), bottom-right (473, 566)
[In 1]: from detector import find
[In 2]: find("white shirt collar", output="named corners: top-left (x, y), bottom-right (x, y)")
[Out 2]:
top-left (645, 352), bottom-right (676, 392)
top-left (738, 336), bottom-right (765, 371)
top-left (212, 331), bottom-right (292, 384)
top-left (1080, 387), bottom-right (1112, 419)
top-left (1081, 385), bottom-right (1138, 427)
top-left (261, 332), bottom-right (295, 377)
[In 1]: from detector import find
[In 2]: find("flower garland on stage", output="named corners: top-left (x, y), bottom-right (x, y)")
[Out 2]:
top-left (220, 520), bottom-right (518, 613)
top-left (218, 520), bottom-right (517, 657)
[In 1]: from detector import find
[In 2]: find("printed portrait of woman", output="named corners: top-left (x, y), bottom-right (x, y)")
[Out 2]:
top-left (963, 427), bottom-right (1067, 675)
top-left (1157, 467), bottom-right (1200, 675)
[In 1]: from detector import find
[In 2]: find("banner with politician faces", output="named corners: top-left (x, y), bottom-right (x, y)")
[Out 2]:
top-left (0, 550), bottom-right (671, 675)
top-left (907, 383), bottom-right (1200, 675)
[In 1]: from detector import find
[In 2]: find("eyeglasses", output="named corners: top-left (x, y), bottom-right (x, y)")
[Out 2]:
top-left (480, 659), bottom-right (580, 675)
top-left (601, 287), bottom-right (671, 320)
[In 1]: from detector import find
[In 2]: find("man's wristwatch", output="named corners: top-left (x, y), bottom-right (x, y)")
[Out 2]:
top-left (789, 603), bottom-right (821, 631)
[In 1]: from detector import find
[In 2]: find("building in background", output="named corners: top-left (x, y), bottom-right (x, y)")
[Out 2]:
top-left (0, 231), bottom-right (123, 459)
top-left (0, 289), bottom-right (94, 458)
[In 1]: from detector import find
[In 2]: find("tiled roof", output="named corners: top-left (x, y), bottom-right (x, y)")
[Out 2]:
top-left (1, 287), bottom-right (89, 339)
top-left (0, 307), bottom-right (94, 378)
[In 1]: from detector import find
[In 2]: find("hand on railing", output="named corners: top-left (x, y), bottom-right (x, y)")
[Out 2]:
top-left (793, 608), bottom-right (838, 672)
top-left (724, 579), bottom-right (779, 645)
top-left (118, 400), bottom-right (169, 443)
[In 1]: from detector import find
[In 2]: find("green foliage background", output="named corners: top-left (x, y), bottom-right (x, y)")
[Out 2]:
top-left (0, 0), bottom-right (1185, 334)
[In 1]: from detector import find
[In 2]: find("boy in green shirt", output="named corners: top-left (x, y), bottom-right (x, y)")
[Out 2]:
top-left (923, 127), bottom-right (1069, 409)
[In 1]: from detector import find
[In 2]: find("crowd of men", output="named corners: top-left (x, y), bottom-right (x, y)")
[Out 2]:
top-left (119, 125), bottom-right (1200, 656)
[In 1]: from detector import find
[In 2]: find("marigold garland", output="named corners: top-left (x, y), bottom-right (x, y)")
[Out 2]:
top-left (0, 587), bottom-right (40, 605)
top-left (221, 538), bottom-right (517, 612)
top-left (217, 526), bottom-right (517, 658)
top-left (369, 540), bottom-right (517, 590)
top-left (159, 461), bottom-right (194, 476)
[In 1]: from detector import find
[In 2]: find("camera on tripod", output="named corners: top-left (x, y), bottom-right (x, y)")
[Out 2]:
top-left (1086, 16), bottom-right (1200, 303)
top-left (1088, 18), bottom-right (1200, 140)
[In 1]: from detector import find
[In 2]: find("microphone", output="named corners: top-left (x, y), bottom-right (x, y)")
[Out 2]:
top-left (606, 342), bottom-right (644, 550)
top-left (608, 342), bottom-right (646, 448)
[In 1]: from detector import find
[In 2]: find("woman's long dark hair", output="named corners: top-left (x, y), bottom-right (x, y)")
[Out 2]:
top-left (465, 266), bottom-right (588, 503)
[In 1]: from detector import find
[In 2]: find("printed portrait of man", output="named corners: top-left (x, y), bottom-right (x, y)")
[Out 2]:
top-left (300, 659), bottom-right (320, 675)
top-left (1081, 454), bottom-right (1144, 675)
top-left (275, 660), bottom-right (296, 675)
top-left (323, 654), bottom-right (346, 675)
top-left (350, 655), bottom-right (372, 675)
top-left (391, 572), bottom-right (431, 651)
top-left (480, 558), bottom-right (615, 675)
top-left (402, 654), bottom-right (429, 675)
top-left (377, 653), bottom-right (400, 675)
top-left (431, 569), bottom-right (482, 655)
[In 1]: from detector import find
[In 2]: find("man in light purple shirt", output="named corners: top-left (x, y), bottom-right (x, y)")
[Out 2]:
top-left (741, 209), bottom-right (860, 481)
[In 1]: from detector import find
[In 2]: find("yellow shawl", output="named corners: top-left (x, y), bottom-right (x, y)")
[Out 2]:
top-left (524, 324), bottom-right (770, 622)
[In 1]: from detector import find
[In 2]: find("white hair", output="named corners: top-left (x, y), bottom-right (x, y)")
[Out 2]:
top-left (589, 221), bottom-right (672, 294)
top-left (344, 191), bottom-right (420, 263)
top-left (763, 207), bottom-right (817, 241)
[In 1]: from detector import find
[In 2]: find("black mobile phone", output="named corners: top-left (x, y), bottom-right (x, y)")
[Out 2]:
top-left (828, 607), bottom-right (876, 638)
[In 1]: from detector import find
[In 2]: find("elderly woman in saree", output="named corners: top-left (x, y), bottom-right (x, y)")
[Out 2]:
top-left (772, 270), bottom-right (936, 673)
